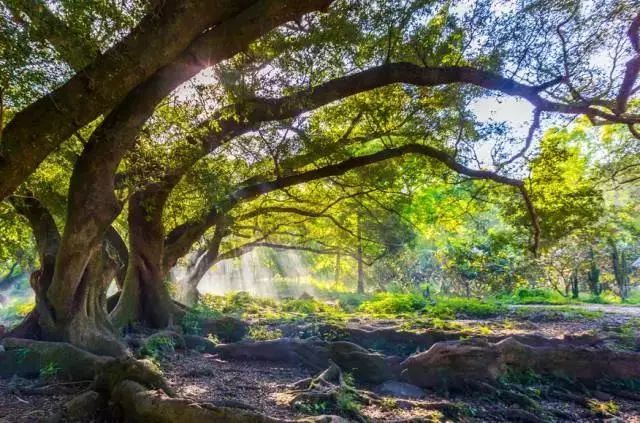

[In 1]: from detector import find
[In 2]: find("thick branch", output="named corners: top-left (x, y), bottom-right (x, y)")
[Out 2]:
top-left (47, 0), bottom-right (334, 319)
top-left (0, 0), bottom-right (258, 200)
top-left (616, 14), bottom-right (640, 114)
top-left (166, 143), bottom-right (540, 266)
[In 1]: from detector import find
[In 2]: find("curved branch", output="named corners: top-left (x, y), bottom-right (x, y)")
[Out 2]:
top-left (166, 143), bottom-right (541, 265)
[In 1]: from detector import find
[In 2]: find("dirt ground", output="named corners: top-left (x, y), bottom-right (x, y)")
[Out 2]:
top-left (1, 306), bottom-right (640, 422)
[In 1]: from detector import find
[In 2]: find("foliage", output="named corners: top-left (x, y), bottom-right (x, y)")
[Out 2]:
top-left (0, 296), bottom-right (34, 328)
top-left (247, 325), bottom-right (283, 341)
top-left (40, 361), bottom-right (61, 379)
top-left (426, 297), bottom-right (504, 319)
top-left (505, 288), bottom-right (571, 305)
top-left (587, 399), bottom-right (620, 417)
top-left (140, 336), bottom-right (176, 361)
top-left (358, 292), bottom-right (427, 315)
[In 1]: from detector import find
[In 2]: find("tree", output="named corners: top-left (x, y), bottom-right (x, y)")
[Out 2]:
top-left (0, 0), bottom-right (638, 359)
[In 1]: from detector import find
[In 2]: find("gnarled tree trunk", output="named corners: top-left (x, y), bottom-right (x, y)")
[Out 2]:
top-left (8, 196), bottom-right (126, 356)
top-left (111, 187), bottom-right (175, 329)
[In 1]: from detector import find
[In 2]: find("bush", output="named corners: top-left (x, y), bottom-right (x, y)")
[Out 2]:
top-left (509, 288), bottom-right (570, 305)
top-left (199, 292), bottom-right (277, 316)
top-left (281, 298), bottom-right (338, 314)
top-left (358, 292), bottom-right (427, 315)
top-left (581, 291), bottom-right (621, 304)
top-left (624, 291), bottom-right (640, 305)
top-left (426, 297), bottom-right (504, 319)
top-left (336, 293), bottom-right (368, 312)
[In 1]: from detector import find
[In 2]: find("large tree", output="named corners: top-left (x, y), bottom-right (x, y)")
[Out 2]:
top-left (0, 0), bottom-right (639, 357)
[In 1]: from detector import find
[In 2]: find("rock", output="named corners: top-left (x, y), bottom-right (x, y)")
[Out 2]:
top-left (63, 390), bottom-right (103, 420)
top-left (375, 380), bottom-right (425, 398)
top-left (184, 335), bottom-right (217, 353)
top-left (200, 316), bottom-right (248, 342)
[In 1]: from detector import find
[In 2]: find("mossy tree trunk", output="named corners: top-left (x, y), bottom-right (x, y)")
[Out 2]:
top-left (111, 187), bottom-right (176, 329)
top-left (8, 195), bottom-right (127, 356)
top-left (610, 239), bottom-right (630, 300)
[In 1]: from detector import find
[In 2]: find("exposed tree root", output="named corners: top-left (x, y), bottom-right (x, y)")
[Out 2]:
top-left (214, 337), bottom-right (396, 383)
top-left (109, 378), bottom-right (349, 422)
top-left (0, 337), bottom-right (111, 380)
top-left (0, 341), bottom-right (349, 423)
top-left (401, 337), bottom-right (640, 389)
top-left (279, 323), bottom-right (607, 356)
top-left (289, 362), bottom-right (464, 422)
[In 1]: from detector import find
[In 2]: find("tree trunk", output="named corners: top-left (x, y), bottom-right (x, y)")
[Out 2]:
top-left (610, 239), bottom-right (630, 300)
top-left (571, 267), bottom-right (580, 299)
top-left (587, 247), bottom-right (601, 296)
top-left (8, 196), bottom-right (126, 356)
top-left (111, 188), bottom-right (175, 329)
top-left (356, 214), bottom-right (364, 294)
top-left (335, 252), bottom-right (341, 287)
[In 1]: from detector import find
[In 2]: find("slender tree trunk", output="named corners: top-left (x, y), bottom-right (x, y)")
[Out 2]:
top-left (356, 214), bottom-right (364, 294)
top-left (610, 239), bottom-right (630, 300)
top-left (587, 247), bottom-right (601, 296)
top-left (571, 267), bottom-right (580, 299)
top-left (111, 188), bottom-right (175, 329)
top-left (335, 252), bottom-right (341, 287)
top-left (174, 219), bottom-right (227, 306)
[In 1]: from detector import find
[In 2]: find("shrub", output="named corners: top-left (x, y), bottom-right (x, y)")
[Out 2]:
top-left (248, 325), bottom-right (283, 341)
top-left (336, 293), bottom-right (368, 312)
top-left (281, 298), bottom-right (337, 314)
top-left (581, 291), bottom-right (621, 304)
top-left (426, 297), bottom-right (504, 319)
top-left (358, 292), bottom-right (427, 315)
top-left (140, 335), bottom-right (175, 360)
top-left (509, 288), bottom-right (570, 305)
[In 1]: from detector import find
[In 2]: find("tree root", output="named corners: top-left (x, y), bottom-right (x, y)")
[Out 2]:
top-left (215, 337), bottom-right (396, 383)
top-left (289, 361), bottom-right (463, 422)
top-left (0, 337), bottom-right (111, 380)
top-left (402, 336), bottom-right (640, 389)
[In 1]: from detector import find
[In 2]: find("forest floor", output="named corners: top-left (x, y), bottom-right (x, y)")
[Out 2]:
top-left (1, 303), bottom-right (640, 422)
